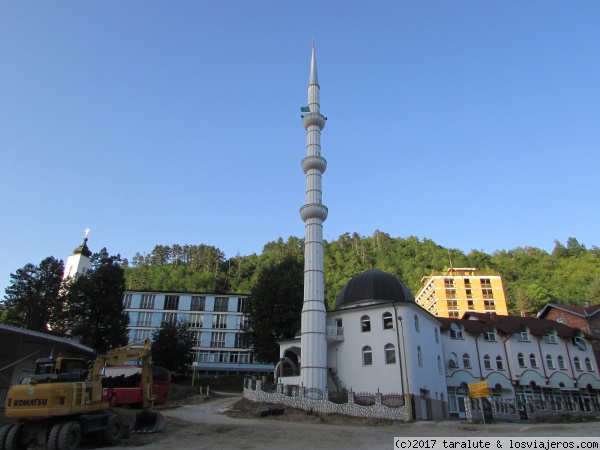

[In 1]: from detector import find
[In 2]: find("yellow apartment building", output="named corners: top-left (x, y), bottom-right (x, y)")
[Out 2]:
top-left (415, 268), bottom-right (508, 318)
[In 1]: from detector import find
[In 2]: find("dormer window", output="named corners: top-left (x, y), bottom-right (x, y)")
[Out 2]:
top-left (544, 329), bottom-right (558, 344)
top-left (572, 333), bottom-right (587, 350)
top-left (483, 326), bottom-right (496, 342)
top-left (518, 326), bottom-right (530, 342)
top-left (450, 323), bottom-right (463, 339)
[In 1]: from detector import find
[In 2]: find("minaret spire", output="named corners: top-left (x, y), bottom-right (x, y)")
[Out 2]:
top-left (300, 41), bottom-right (328, 390)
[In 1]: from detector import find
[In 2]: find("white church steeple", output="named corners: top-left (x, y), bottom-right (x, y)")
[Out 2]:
top-left (63, 228), bottom-right (93, 280)
top-left (299, 41), bottom-right (328, 390)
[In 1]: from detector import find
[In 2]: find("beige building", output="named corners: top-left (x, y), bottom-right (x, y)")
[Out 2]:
top-left (415, 268), bottom-right (508, 318)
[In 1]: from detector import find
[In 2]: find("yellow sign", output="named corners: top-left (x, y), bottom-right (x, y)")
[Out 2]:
top-left (469, 381), bottom-right (489, 391)
top-left (470, 389), bottom-right (491, 398)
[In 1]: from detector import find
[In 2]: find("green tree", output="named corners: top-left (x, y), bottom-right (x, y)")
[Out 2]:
top-left (151, 318), bottom-right (194, 373)
top-left (64, 248), bottom-right (129, 353)
top-left (243, 254), bottom-right (304, 364)
top-left (1, 256), bottom-right (64, 333)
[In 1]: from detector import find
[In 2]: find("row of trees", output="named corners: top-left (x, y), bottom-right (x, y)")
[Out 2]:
top-left (123, 233), bottom-right (600, 315)
top-left (1, 249), bottom-right (130, 354)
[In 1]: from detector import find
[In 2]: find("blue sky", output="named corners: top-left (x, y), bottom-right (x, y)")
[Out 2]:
top-left (1, 2), bottom-right (599, 294)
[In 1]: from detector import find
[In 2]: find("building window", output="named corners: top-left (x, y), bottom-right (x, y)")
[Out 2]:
top-left (450, 323), bottom-right (463, 339)
top-left (362, 346), bottom-right (373, 366)
top-left (382, 312), bottom-right (394, 330)
top-left (483, 327), bottom-right (496, 342)
top-left (529, 353), bottom-right (538, 368)
top-left (585, 357), bottom-right (593, 371)
top-left (464, 278), bottom-right (471, 287)
top-left (134, 329), bottom-right (151, 340)
top-left (191, 296), bottom-right (206, 311)
top-left (438, 356), bottom-right (442, 374)
top-left (482, 289), bottom-right (494, 300)
top-left (572, 336), bottom-right (587, 350)
top-left (574, 357), bottom-right (582, 371)
top-left (447, 300), bottom-right (458, 310)
top-left (518, 353), bottom-right (526, 368)
top-left (361, 315), bottom-right (371, 332)
top-left (556, 317), bottom-right (564, 324)
top-left (136, 312), bottom-right (153, 327)
top-left (546, 354), bottom-right (555, 370)
top-left (191, 330), bottom-right (201, 347)
top-left (384, 344), bottom-right (396, 364)
top-left (434, 328), bottom-right (439, 344)
top-left (161, 312), bottom-right (177, 324)
top-left (123, 294), bottom-right (132, 309)
top-left (467, 299), bottom-right (474, 309)
top-left (484, 299), bottom-right (495, 310)
top-left (188, 313), bottom-right (204, 328)
top-left (449, 311), bottom-right (460, 318)
top-left (414, 315), bottom-right (420, 333)
top-left (518, 327), bottom-right (530, 342)
top-left (463, 353), bottom-right (471, 369)
top-left (417, 346), bottom-right (423, 367)
top-left (449, 352), bottom-right (458, 369)
top-left (444, 278), bottom-right (455, 288)
top-left (235, 315), bottom-right (247, 330)
top-left (544, 331), bottom-right (558, 344)
top-left (483, 355), bottom-right (492, 370)
top-left (480, 278), bottom-right (492, 288)
top-left (496, 356), bottom-right (504, 371)
top-left (558, 355), bottom-right (566, 370)
top-left (445, 289), bottom-right (457, 299)
top-left (210, 332), bottom-right (226, 348)
top-left (237, 298), bottom-right (247, 313)
top-left (212, 314), bottom-right (227, 329)
top-left (214, 297), bottom-right (229, 312)
top-left (140, 294), bottom-right (155, 309)
top-left (234, 333), bottom-right (246, 348)
top-left (164, 295), bottom-right (180, 310)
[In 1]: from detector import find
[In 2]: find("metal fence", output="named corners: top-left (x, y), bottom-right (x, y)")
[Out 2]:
top-left (355, 392), bottom-right (376, 406)
top-left (382, 393), bottom-right (404, 408)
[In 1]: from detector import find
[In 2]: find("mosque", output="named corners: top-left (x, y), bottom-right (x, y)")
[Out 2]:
top-left (266, 43), bottom-right (600, 421)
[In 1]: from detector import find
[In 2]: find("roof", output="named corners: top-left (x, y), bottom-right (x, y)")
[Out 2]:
top-left (438, 312), bottom-right (597, 341)
top-left (335, 269), bottom-right (414, 309)
top-left (0, 324), bottom-right (95, 354)
top-left (537, 302), bottom-right (600, 319)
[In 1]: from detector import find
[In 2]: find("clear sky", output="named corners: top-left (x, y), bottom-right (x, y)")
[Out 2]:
top-left (1, 2), bottom-right (599, 294)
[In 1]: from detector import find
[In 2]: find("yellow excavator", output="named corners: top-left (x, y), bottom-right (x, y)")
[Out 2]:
top-left (0, 338), bottom-right (164, 450)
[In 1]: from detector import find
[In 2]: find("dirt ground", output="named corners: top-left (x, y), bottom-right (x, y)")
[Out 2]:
top-left (103, 393), bottom-right (600, 450)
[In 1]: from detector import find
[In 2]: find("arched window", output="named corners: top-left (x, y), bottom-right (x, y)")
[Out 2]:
top-left (382, 312), bottom-right (394, 330)
top-left (417, 346), bottom-right (423, 367)
top-left (585, 357), bottom-right (593, 371)
top-left (483, 355), bottom-right (492, 370)
top-left (450, 323), bottom-right (463, 339)
top-left (435, 328), bottom-right (439, 344)
top-left (462, 353), bottom-right (471, 369)
top-left (529, 353), bottom-right (538, 368)
top-left (414, 315), bottom-right (420, 333)
top-left (496, 356), bottom-right (504, 370)
top-left (574, 357), bottom-right (582, 371)
top-left (449, 352), bottom-right (458, 369)
top-left (518, 352), bottom-right (526, 368)
top-left (384, 344), bottom-right (396, 364)
top-left (362, 346), bottom-right (373, 366)
top-left (558, 355), bottom-right (566, 370)
top-left (438, 356), bottom-right (442, 374)
top-left (546, 354), bottom-right (555, 370)
top-left (361, 315), bottom-right (371, 333)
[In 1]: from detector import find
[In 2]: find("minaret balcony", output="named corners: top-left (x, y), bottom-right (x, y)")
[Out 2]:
top-left (300, 203), bottom-right (328, 222)
top-left (326, 325), bottom-right (344, 341)
top-left (302, 113), bottom-right (326, 130)
top-left (301, 155), bottom-right (327, 174)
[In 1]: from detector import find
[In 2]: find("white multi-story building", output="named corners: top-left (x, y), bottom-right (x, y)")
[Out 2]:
top-left (123, 291), bottom-right (273, 375)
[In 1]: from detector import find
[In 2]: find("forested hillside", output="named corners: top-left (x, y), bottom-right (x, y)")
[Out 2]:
top-left (123, 232), bottom-right (600, 315)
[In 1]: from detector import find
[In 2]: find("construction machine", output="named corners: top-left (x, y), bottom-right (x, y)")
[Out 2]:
top-left (0, 338), bottom-right (164, 450)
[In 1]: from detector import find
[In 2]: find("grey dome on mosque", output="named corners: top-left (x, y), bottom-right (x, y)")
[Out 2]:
top-left (335, 269), bottom-right (415, 309)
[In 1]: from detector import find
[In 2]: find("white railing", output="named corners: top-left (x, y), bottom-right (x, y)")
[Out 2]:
top-left (326, 325), bottom-right (344, 340)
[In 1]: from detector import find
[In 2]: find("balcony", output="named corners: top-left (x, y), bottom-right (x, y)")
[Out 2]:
top-left (326, 325), bottom-right (344, 341)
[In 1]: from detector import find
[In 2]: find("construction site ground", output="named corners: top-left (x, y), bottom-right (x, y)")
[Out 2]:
top-left (97, 393), bottom-right (600, 450)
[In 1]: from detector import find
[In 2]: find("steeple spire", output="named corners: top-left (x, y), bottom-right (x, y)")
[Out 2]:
top-left (300, 41), bottom-right (328, 390)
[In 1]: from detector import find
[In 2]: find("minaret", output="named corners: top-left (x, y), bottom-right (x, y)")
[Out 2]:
top-left (299, 41), bottom-right (328, 390)
top-left (63, 228), bottom-right (93, 279)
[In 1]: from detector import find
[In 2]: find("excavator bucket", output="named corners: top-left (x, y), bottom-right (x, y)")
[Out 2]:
top-left (132, 410), bottom-right (164, 434)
